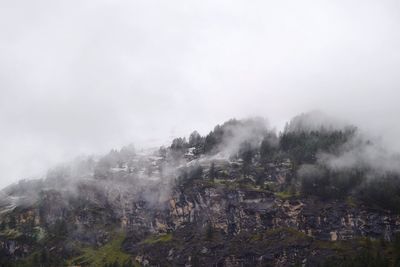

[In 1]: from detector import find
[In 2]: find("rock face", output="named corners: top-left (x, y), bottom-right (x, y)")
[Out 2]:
top-left (2, 156), bottom-right (398, 266)
top-left (1, 117), bottom-right (400, 266)
top-left (122, 182), bottom-right (400, 266)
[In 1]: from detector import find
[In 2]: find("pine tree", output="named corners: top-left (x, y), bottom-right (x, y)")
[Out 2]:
top-left (209, 162), bottom-right (216, 181)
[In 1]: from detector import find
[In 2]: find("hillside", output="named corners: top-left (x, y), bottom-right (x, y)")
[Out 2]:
top-left (1, 114), bottom-right (400, 267)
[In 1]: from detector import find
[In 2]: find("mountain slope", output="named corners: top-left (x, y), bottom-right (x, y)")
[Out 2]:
top-left (1, 115), bottom-right (400, 267)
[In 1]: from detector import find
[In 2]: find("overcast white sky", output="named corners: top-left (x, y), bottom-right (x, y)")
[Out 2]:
top-left (1, 0), bottom-right (400, 188)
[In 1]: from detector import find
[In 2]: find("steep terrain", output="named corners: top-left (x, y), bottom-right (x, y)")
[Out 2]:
top-left (1, 115), bottom-right (400, 267)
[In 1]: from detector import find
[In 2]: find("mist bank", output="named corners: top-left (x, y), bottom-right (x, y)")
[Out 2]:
top-left (2, 111), bottom-right (400, 215)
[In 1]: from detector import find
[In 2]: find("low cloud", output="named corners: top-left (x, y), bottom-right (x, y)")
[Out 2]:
top-left (1, 0), bottom-right (400, 188)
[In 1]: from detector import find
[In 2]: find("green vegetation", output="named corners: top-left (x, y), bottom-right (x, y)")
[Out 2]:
top-left (299, 165), bottom-right (364, 200)
top-left (205, 223), bottom-right (214, 241)
top-left (202, 178), bottom-right (265, 192)
top-left (279, 125), bottom-right (356, 165)
top-left (176, 165), bottom-right (204, 186)
top-left (169, 116), bottom-right (400, 214)
top-left (71, 232), bottom-right (132, 267)
top-left (202, 178), bottom-right (236, 189)
top-left (358, 175), bottom-right (400, 214)
top-left (142, 233), bottom-right (172, 245)
top-left (250, 227), bottom-right (310, 246)
top-left (320, 237), bottom-right (396, 267)
top-left (1, 248), bottom-right (67, 267)
top-left (346, 196), bottom-right (357, 208)
top-left (0, 228), bottom-right (22, 239)
top-left (274, 190), bottom-right (299, 199)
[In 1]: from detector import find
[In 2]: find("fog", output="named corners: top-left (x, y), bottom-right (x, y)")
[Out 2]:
top-left (1, 0), bottom-right (400, 188)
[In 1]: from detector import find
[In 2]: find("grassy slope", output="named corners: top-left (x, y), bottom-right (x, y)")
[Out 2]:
top-left (71, 232), bottom-right (133, 267)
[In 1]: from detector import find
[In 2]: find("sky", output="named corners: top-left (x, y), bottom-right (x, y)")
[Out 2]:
top-left (0, 0), bottom-right (400, 188)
